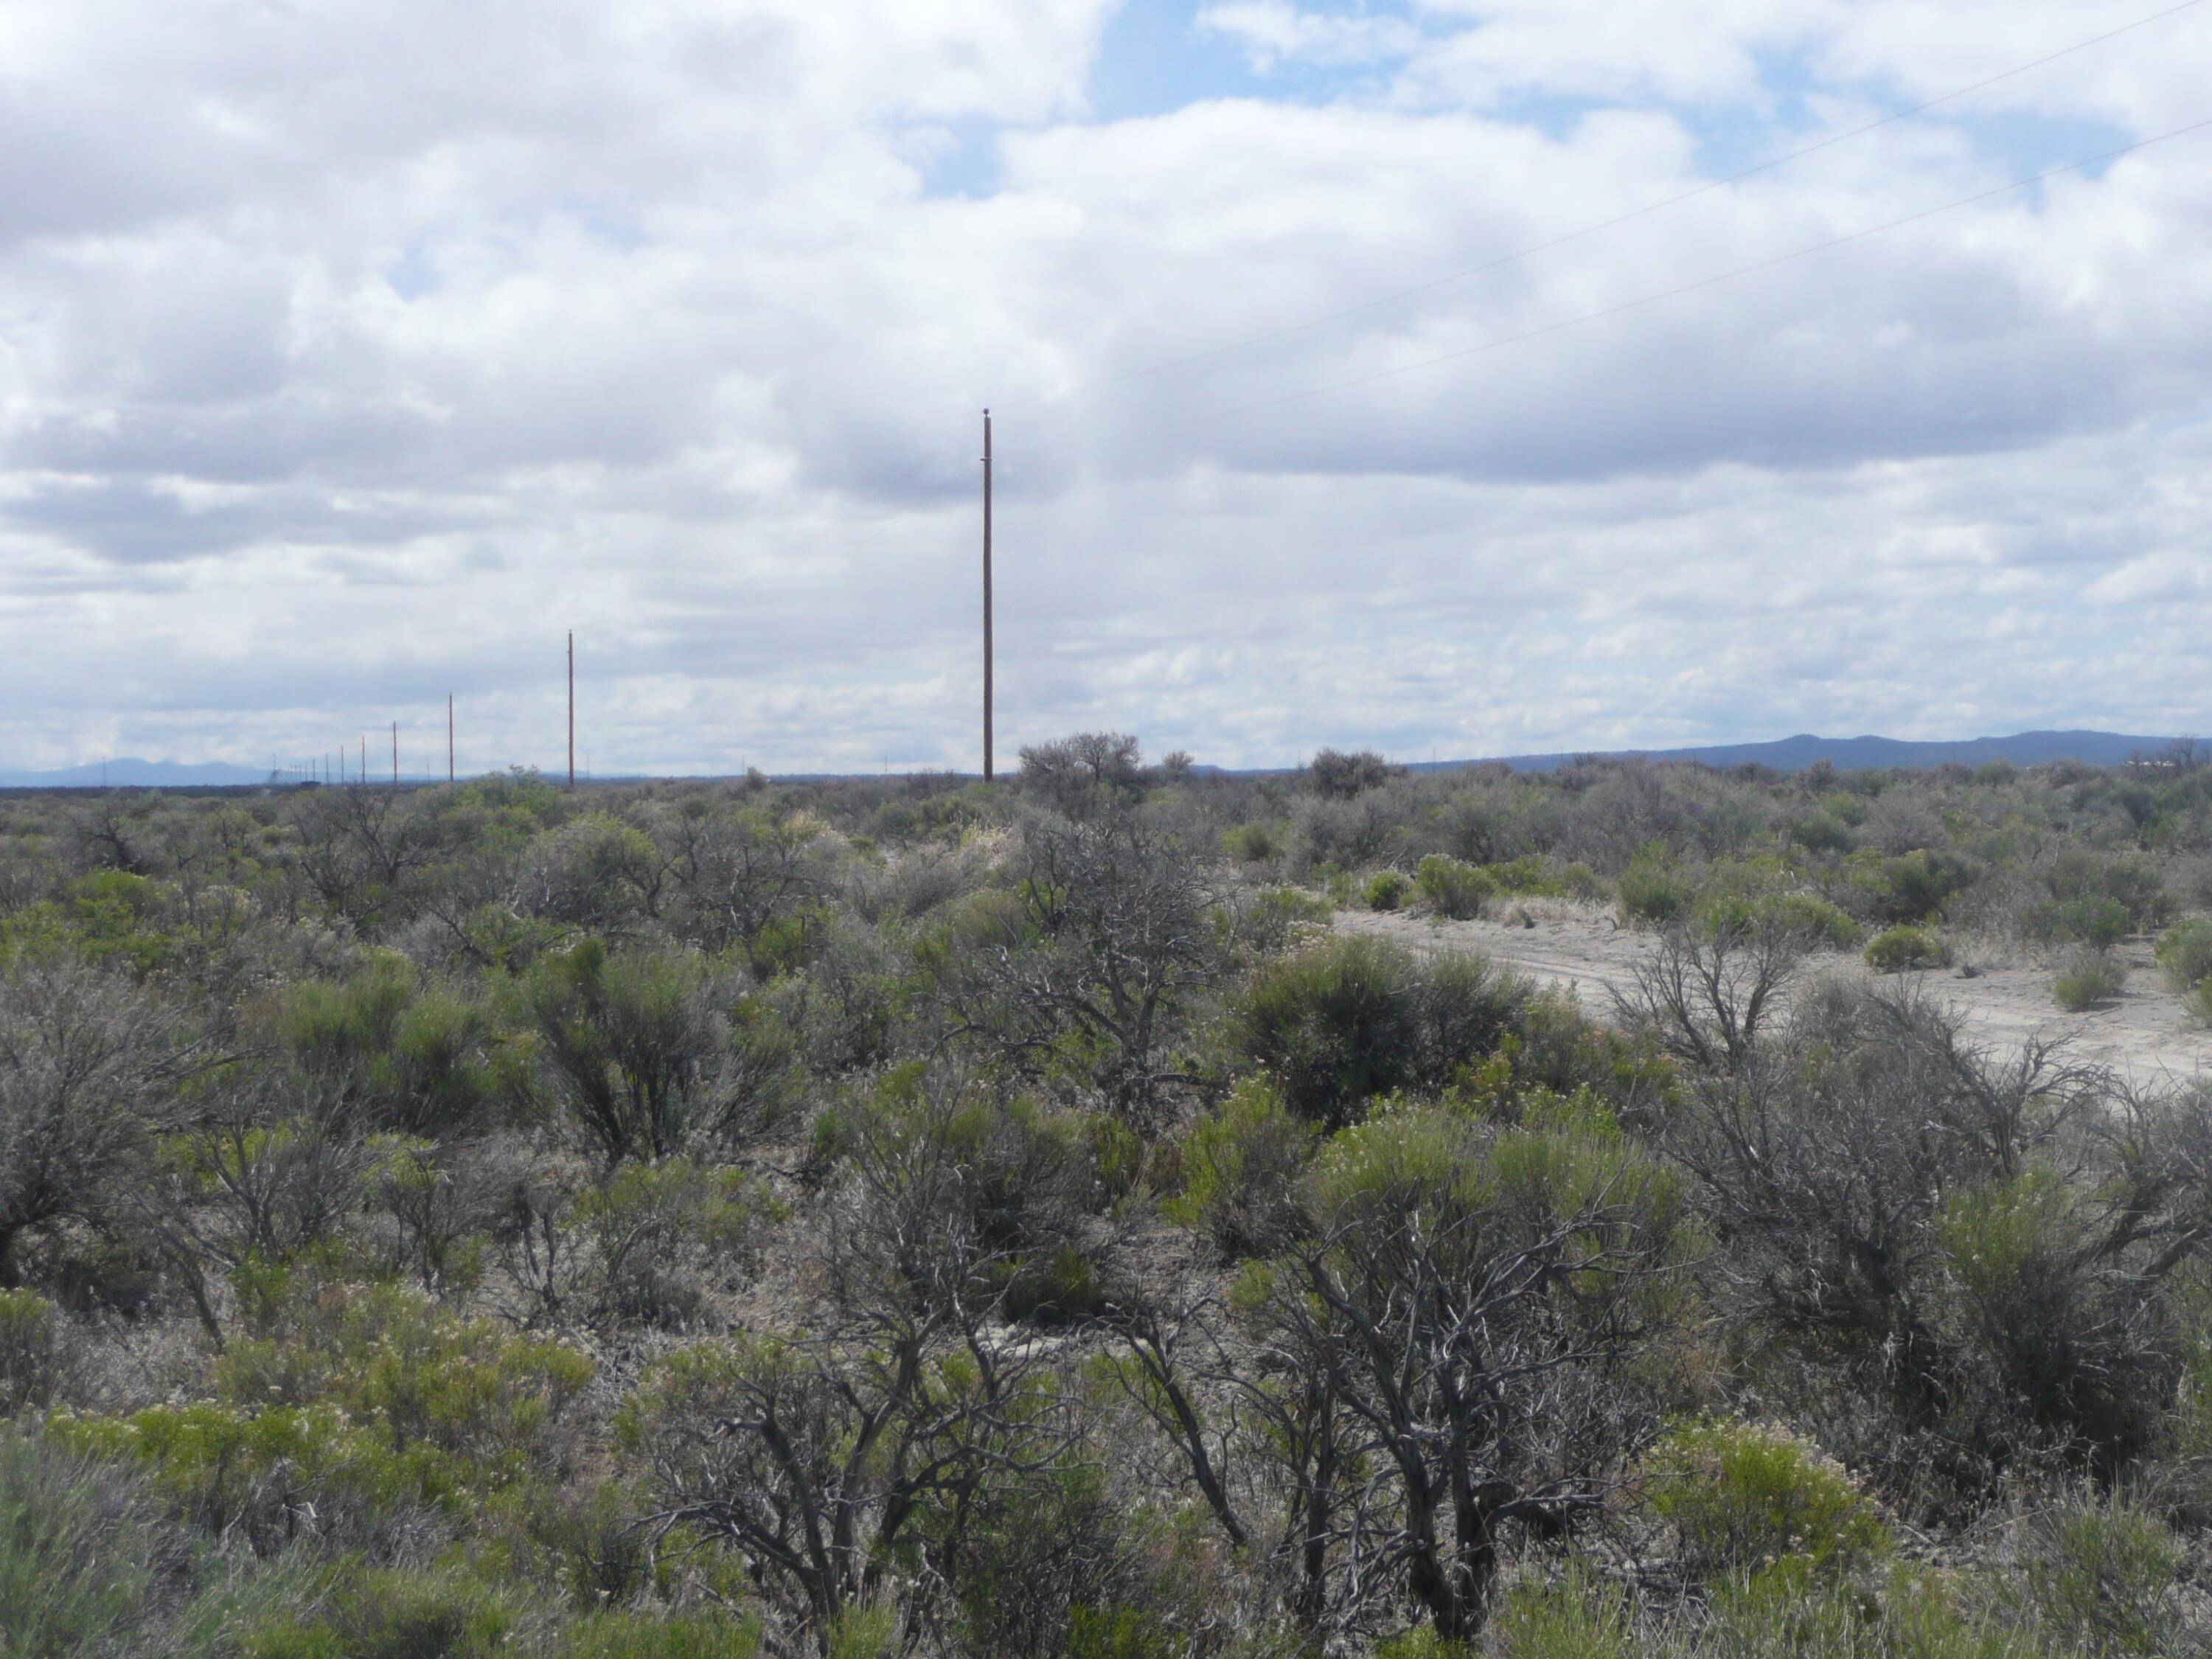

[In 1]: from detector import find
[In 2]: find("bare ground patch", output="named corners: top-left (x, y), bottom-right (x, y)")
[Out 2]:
top-left (1337, 902), bottom-right (2212, 1088)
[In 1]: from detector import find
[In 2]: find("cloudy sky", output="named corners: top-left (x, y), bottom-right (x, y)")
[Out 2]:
top-left (3, 0), bottom-right (2209, 774)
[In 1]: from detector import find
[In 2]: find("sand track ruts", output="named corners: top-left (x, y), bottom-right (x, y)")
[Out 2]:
top-left (1335, 905), bottom-right (2212, 1090)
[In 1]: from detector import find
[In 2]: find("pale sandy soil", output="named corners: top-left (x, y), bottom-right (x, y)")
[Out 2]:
top-left (1336, 902), bottom-right (2212, 1090)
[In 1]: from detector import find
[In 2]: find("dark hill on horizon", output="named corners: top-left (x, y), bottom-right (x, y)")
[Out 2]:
top-left (0, 757), bottom-right (274, 788)
top-left (1, 730), bottom-right (2193, 789)
top-left (1437, 728), bottom-right (2187, 775)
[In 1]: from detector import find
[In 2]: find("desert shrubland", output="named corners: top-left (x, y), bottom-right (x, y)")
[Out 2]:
top-left (0, 741), bottom-right (2208, 1654)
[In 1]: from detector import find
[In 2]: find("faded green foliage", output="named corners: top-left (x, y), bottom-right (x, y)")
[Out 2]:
top-left (0, 748), bottom-right (2205, 1654)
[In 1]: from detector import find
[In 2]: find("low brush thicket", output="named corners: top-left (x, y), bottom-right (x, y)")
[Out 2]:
top-left (2, 740), bottom-right (2212, 1655)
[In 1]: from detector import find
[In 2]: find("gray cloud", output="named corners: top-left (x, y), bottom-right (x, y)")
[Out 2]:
top-left (0, 0), bottom-right (2206, 771)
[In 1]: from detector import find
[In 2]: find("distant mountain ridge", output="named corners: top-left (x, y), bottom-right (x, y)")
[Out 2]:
top-left (1444, 729), bottom-right (2185, 776)
top-left (0, 731), bottom-right (2191, 788)
top-left (0, 758), bottom-right (274, 788)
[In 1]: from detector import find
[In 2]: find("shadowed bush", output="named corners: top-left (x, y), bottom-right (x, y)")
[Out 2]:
top-left (1166, 1079), bottom-right (1318, 1259)
top-left (0, 1430), bottom-right (170, 1658)
top-left (1644, 1418), bottom-right (1890, 1582)
top-left (0, 1290), bottom-right (69, 1415)
top-left (2155, 917), bottom-right (2212, 995)
top-left (1364, 869), bottom-right (1411, 911)
top-left (1864, 925), bottom-right (1950, 973)
top-left (2053, 947), bottom-right (2127, 1012)
top-left (2006, 1496), bottom-right (2188, 1658)
top-left (1228, 936), bottom-right (1526, 1128)
top-left (2023, 895), bottom-right (2132, 949)
top-left (1414, 855), bottom-right (1492, 919)
top-left (1618, 844), bottom-right (1694, 928)
top-left (522, 941), bottom-right (730, 1166)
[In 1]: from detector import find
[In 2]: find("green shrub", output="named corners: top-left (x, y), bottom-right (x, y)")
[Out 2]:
top-left (32, 872), bottom-right (175, 976)
top-left (1221, 822), bottom-right (1278, 863)
top-left (2053, 947), bottom-right (2127, 1012)
top-left (518, 813), bottom-right (664, 936)
top-left (809, 1075), bottom-right (1114, 1326)
top-left (1789, 813), bottom-right (1854, 855)
top-left (52, 1399), bottom-right (448, 1551)
top-left (522, 941), bottom-right (726, 1166)
top-left (1066, 1603), bottom-right (1184, 1659)
top-left (1222, 886), bottom-right (1334, 955)
top-left (1426, 855), bottom-right (1605, 906)
top-left (1706, 1563), bottom-right (2042, 1658)
top-left (1864, 925), bottom-right (1950, 973)
top-left (2040, 850), bottom-right (2173, 933)
top-left (933, 1452), bottom-right (1141, 1659)
top-left (1371, 1627), bottom-right (1472, 1659)
top-left (210, 1279), bottom-right (587, 1419)
top-left (1231, 936), bottom-right (1423, 1127)
top-left (1872, 849), bottom-right (1976, 925)
top-left (1834, 846), bottom-right (1978, 927)
top-left (1484, 854), bottom-right (1583, 898)
top-left (1364, 869), bottom-right (1412, 911)
top-left (1001, 1245), bottom-right (1106, 1326)
top-left (1618, 844), bottom-right (1693, 928)
top-left (1418, 950), bottom-right (1528, 1078)
top-left (1307, 748), bottom-right (1393, 799)
top-left (507, 1477), bottom-right (661, 1611)
top-left (1821, 790), bottom-right (1870, 826)
top-left (1167, 1080), bottom-right (1319, 1258)
top-left (2009, 1498), bottom-right (2184, 1658)
top-left (556, 1609), bottom-right (762, 1659)
top-left (0, 1430), bottom-right (162, 1658)
top-left (1932, 1169), bottom-right (2160, 1451)
top-left (825, 1601), bottom-right (902, 1659)
top-left (1699, 891), bottom-right (1862, 950)
top-left (0, 1425), bottom-right (314, 1654)
top-left (0, 1291), bottom-right (65, 1415)
top-left (2023, 896), bottom-right (2131, 949)
top-left (1644, 1418), bottom-right (1890, 1581)
top-left (279, 956), bottom-right (512, 1138)
top-left (238, 1564), bottom-right (533, 1659)
top-left (1556, 862), bottom-right (1607, 903)
top-left (1414, 855), bottom-right (1492, 919)
top-left (56, 1284), bottom-right (594, 1549)
top-left (2154, 917), bottom-right (2212, 994)
top-left (363, 1136), bottom-right (493, 1295)
top-left (1764, 893), bottom-right (1862, 950)
top-left (1229, 938), bottom-right (1524, 1128)
top-left (572, 1157), bottom-right (776, 1329)
top-left (1486, 1567), bottom-right (1637, 1659)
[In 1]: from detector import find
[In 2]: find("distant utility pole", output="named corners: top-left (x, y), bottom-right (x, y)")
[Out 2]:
top-left (360, 736), bottom-right (366, 782)
top-left (567, 632), bottom-right (576, 792)
top-left (981, 408), bottom-right (993, 783)
top-left (391, 722), bottom-right (398, 790)
top-left (448, 695), bottom-right (455, 784)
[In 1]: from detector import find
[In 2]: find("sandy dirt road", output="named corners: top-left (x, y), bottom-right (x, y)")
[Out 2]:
top-left (1336, 904), bottom-right (2212, 1090)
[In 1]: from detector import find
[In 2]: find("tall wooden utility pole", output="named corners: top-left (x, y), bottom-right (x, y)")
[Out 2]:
top-left (567, 633), bottom-right (576, 792)
top-left (981, 408), bottom-right (993, 783)
top-left (448, 695), bottom-right (455, 784)
top-left (391, 723), bottom-right (399, 790)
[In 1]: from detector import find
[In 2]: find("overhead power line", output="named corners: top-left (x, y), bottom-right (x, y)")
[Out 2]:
top-left (1054, 0), bottom-right (2207, 401)
top-left (1164, 113), bottom-right (2212, 433)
